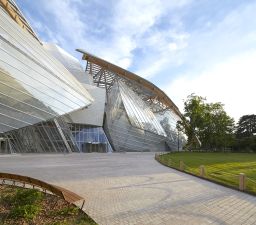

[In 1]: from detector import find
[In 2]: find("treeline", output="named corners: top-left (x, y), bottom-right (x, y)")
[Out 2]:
top-left (233, 114), bottom-right (256, 152)
top-left (177, 94), bottom-right (256, 152)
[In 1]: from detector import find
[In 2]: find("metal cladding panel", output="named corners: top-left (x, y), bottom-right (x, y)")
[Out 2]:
top-left (43, 43), bottom-right (92, 85)
top-left (65, 84), bottom-right (106, 126)
top-left (0, 8), bottom-right (93, 133)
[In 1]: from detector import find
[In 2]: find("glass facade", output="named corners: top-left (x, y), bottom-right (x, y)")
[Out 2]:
top-left (43, 44), bottom-right (92, 85)
top-left (0, 8), bottom-right (93, 133)
top-left (156, 110), bottom-right (182, 149)
top-left (69, 124), bottom-right (112, 153)
top-left (0, 118), bottom-right (78, 153)
top-left (0, 2), bottom-right (186, 154)
top-left (119, 81), bottom-right (166, 136)
top-left (104, 82), bottom-right (169, 152)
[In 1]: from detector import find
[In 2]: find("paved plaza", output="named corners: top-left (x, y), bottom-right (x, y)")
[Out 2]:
top-left (0, 153), bottom-right (256, 225)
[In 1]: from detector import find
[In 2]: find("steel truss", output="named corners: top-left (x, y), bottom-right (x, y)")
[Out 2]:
top-left (86, 61), bottom-right (171, 114)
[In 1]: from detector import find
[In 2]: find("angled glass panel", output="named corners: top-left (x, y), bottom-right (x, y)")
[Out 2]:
top-left (156, 110), bottom-right (180, 141)
top-left (44, 43), bottom-right (92, 84)
top-left (0, 8), bottom-right (93, 133)
top-left (118, 81), bottom-right (166, 136)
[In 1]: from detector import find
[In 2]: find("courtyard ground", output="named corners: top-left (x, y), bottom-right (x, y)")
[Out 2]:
top-left (0, 153), bottom-right (256, 225)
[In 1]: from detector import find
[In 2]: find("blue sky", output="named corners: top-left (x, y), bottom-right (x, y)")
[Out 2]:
top-left (17, 0), bottom-right (256, 121)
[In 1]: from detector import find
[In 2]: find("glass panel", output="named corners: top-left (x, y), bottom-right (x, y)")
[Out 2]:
top-left (0, 92), bottom-right (57, 121)
top-left (156, 110), bottom-right (186, 150)
top-left (0, 9), bottom-right (93, 133)
top-left (0, 102), bottom-right (40, 124)
top-left (0, 11), bottom-right (91, 101)
top-left (0, 117), bottom-right (79, 153)
top-left (0, 45), bottom-right (86, 107)
top-left (118, 81), bottom-right (166, 136)
top-left (104, 86), bottom-right (168, 152)
top-left (44, 43), bottom-right (92, 85)
top-left (69, 124), bottom-right (113, 153)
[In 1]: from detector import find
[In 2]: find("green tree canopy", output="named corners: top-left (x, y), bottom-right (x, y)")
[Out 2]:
top-left (236, 114), bottom-right (256, 138)
top-left (177, 94), bottom-right (235, 150)
top-left (234, 114), bottom-right (256, 152)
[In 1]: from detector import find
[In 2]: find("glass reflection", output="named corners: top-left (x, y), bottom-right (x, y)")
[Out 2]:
top-left (118, 81), bottom-right (166, 136)
top-left (69, 124), bottom-right (113, 153)
top-left (0, 9), bottom-right (93, 133)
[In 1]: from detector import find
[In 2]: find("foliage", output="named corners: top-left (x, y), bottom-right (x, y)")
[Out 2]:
top-left (233, 115), bottom-right (256, 152)
top-left (0, 185), bottom-right (98, 225)
top-left (47, 221), bottom-right (69, 225)
top-left (9, 204), bottom-right (41, 220)
top-left (178, 94), bottom-right (235, 150)
top-left (55, 206), bottom-right (79, 216)
top-left (7, 189), bottom-right (43, 221)
top-left (236, 114), bottom-right (256, 138)
top-left (233, 136), bottom-right (256, 152)
top-left (74, 215), bottom-right (98, 225)
top-left (13, 188), bottom-right (43, 206)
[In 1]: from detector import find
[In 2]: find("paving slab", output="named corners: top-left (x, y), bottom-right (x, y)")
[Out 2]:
top-left (0, 152), bottom-right (256, 225)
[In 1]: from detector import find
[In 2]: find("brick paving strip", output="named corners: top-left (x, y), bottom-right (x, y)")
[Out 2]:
top-left (0, 153), bottom-right (256, 225)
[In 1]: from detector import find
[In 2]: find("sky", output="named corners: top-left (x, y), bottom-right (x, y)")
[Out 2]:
top-left (17, 0), bottom-right (256, 122)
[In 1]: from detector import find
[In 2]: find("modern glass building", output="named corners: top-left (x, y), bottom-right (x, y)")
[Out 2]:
top-left (0, 0), bottom-right (185, 153)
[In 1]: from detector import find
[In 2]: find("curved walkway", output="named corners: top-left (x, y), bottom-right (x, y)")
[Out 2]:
top-left (0, 153), bottom-right (256, 225)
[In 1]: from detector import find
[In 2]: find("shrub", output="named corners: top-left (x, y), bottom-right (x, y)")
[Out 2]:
top-left (10, 204), bottom-right (41, 220)
top-left (14, 189), bottom-right (43, 205)
top-left (6, 188), bottom-right (43, 221)
top-left (233, 136), bottom-right (256, 152)
top-left (57, 206), bottom-right (79, 216)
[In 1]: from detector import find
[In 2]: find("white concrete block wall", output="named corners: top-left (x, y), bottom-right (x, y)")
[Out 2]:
top-left (66, 84), bottom-right (106, 126)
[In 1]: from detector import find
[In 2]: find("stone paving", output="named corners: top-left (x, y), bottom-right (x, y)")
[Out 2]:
top-left (0, 153), bottom-right (256, 225)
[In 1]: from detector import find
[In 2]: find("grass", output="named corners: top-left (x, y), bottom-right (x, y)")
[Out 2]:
top-left (158, 152), bottom-right (256, 194)
top-left (0, 185), bottom-right (97, 225)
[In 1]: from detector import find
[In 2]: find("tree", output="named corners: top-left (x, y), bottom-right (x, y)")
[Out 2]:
top-left (233, 115), bottom-right (256, 152)
top-left (178, 94), bottom-right (235, 150)
top-left (199, 102), bottom-right (235, 150)
top-left (177, 94), bottom-right (205, 150)
top-left (236, 114), bottom-right (256, 138)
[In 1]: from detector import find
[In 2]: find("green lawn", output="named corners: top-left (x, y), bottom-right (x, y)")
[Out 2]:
top-left (158, 152), bottom-right (256, 194)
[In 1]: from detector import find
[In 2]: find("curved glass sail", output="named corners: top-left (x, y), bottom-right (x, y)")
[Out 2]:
top-left (156, 110), bottom-right (180, 140)
top-left (0, 8), bottom-right (93, 133)
top-left (118, 81), bottom-right (166, 136)
top-left (43, 43), bottom-right (92, 85)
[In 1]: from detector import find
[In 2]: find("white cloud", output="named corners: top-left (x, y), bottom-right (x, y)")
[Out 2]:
top-left (43, 0), bottom-right (87, 43)
top-left (19, 0), bottom-right (256, 122)
top-left (21, 0), bottom-right (192, 71)
top-left (103, 0), bottom-right (165, 68)
top-left (102, 0), bottom-right (192, 70)
top-left (160, 1), bottom-right (256, 122)
top-left (164, 50), bottom-right (256, 121)
top-left (135, 29), bottom-right (190, 78)
top-left (134, 0), bottom-right (256, 80)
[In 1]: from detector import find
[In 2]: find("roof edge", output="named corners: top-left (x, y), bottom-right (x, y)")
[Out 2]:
top-left (76, 49), bottom-right (182, 118)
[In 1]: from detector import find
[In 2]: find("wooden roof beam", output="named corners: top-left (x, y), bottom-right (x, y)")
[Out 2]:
top-left (77, 49), bottom-right (182, 118)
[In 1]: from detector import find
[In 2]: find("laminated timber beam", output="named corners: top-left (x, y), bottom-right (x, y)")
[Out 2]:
top-left (0, 0), bottom-right (41, 43)
top-left (77, 49), bottom-right (183, 118)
